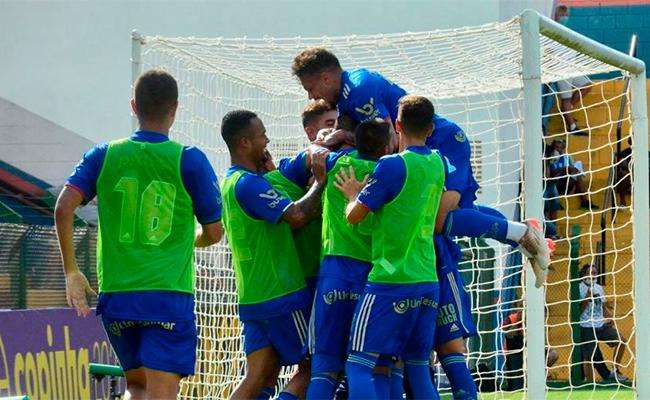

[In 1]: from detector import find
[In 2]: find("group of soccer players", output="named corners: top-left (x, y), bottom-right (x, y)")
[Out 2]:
top-left (57, 47), bottom-right (553, 400)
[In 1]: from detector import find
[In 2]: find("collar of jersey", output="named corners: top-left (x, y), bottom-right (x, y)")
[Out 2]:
top-left (131, 130), bottom-right (169, 143)
top-left (406, 145), bottom-right (431, 155)
top-left (227, 164), bottom-right (259, 177)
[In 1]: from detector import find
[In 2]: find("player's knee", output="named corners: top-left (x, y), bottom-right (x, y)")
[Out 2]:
top-left (124, 368), bottom-right (146, 399)
top-left (145, 373), bottom-right (181, 399)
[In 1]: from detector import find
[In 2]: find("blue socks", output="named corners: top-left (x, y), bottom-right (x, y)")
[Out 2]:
top-left (373, 372), bottom-right (390, 399)
top-left (307, 373), bottom-right (338, 400)
top-left (346, 351), bottom-right (379, 399)
top-left (277, 392), bottom-right (299, 400)
top-left (440, 353), bottom-right (478, 400)
top-left (444, 207), bottom-right (515, 246)
top-left (474, 205), bottom-right (520, 247)
top-left (374, 355), bottom-right (391, 399)
top-left (390, 365), bottom-right (405, 399)
top-left (404, 359), bottom-right (439, 400)
top-left (256, 386), bottom-right (275, 400)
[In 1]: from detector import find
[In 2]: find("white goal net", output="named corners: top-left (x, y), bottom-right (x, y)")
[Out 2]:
top-left (135, 12), bottom-right (647, 399)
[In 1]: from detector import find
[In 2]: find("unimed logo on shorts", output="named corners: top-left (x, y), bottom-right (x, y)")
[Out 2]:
top-left (322, 290), bottom-right (360, 305)
top-left (392, 297), bottom-right (437, 314)
top-left (108, 321), bottom-right (177, 337)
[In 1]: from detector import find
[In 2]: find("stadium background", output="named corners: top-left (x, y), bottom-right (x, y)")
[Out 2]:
top-left (1, 0), bottom-right (649, 399)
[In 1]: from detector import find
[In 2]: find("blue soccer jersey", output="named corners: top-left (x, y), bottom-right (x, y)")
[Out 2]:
top-left (337, 68), bottom-right (407, 124)
top-left (277, 151), bottom-right (311, 189)
top-left (334, 68), bottom-right (480, 209)
top-left (426, 115), bottom-right (479, 209)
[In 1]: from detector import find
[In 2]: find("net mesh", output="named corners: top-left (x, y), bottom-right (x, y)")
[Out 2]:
top-left (137, 16), bottom-right (639, 398)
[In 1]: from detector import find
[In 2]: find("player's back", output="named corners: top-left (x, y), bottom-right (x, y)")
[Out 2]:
top-left (96, 137), bottom-right (195, 293)
top-left (369, 149), bottom-right (445, 284)
top-left (338, 68), bottom-right (406, 124)
top-left (322, 151), bottom-right (376, 262)
top-left (426, 114), bottom-right (480, 209)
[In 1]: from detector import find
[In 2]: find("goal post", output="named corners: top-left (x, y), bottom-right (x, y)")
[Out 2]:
top-left (131, 9), bottom-right (649, 399)
top-left (527, 9), bottom-right (648, 399)
top-left (520, 9), bottom-right (545, 398)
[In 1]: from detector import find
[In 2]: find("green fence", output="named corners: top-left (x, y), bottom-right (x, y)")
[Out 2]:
top-left (0, 223), bottom-right (98, 309)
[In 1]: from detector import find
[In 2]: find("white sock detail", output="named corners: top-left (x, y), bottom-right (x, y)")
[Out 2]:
top-left (507, 221), bottom-right (528, 242)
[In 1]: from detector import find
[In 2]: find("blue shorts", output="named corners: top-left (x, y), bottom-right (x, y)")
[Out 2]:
top-left (242, 306), bottom-right (310, 366)
top-left (309, 275), bottom-right (367, 373)
top-left (435, 268), bottom-right (478, 346)
top-left (306, 276), bottom-right (318, 307)
top-left (348, 282), bottom-right (439, 360)
top-left (101, 316), bottom-right (197, 377)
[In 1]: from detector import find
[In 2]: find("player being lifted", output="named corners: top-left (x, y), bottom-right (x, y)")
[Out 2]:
top-left (220, 109), bottom-right (327, 400)
top-left (292, 47), bottom-right (552, 400)
top-left (55, 70), bottom-right (223, 400)
top-left (307, 119), bottom-right (392, 399)
top-left (335, 95), bottom-right (445, 400)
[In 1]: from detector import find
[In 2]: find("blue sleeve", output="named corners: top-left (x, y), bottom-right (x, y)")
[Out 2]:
top-left (325, 151), bottom-right (347, 172)
top-left (357, 155), bottom-right (405, 211)
top-left (439, 130), bottom-right (472, 194)
top-left (181, 147), bottom-right (222, 224)
top-left (66, 143), bottom-right (109, 202)
top-left (277, 151), bottom-right (311, 188)
top-left (348, 84), bottom-right (390, 123)
top-left (235, 173), bottom-right (292, 223)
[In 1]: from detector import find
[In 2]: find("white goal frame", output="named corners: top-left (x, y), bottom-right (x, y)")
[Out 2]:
top-left (130, 9), bottom-right (649, 399)
top-left (520, 10), bottom-right (648, 399)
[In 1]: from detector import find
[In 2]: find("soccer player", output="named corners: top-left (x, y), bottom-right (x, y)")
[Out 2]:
top-left (306, 119), bottom-right (392, 400)
top-left (302, 99), bottom-right (337, 141)
top-left (335, 95), bottom-right (445, 400)
top-left (55, 69), bottom-right (223, 400)
top-left (292, 47), bottom-right (551, 399)
top-left (220, 109), bottom-right (326, 400)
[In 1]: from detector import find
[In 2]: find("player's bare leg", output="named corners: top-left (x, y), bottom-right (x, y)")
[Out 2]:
top-left (230, 346), bottom-right (280, 400)
top-left (281, 359), bottom-right (311, 398)
top-left (437, 337), bottom-right (467, 356)
top-left (144, 368), bottom-right (181, 400)
top-left (123, 368), bottom-right (146, 400)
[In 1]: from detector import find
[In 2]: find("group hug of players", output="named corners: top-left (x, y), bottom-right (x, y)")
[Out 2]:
top-left (57, 47), bottom-right (553, 400)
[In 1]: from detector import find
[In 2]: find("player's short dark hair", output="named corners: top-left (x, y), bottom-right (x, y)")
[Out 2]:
top-left (292, 47), bottom-right (342, 78)
top-left (302, 99), bottom-right (335, 128)
top-left (556, 5), bottom-right (568, 12)
top-left (336, 114), bottom-right (359, 132)
top-left (398, 95), bottom-right (435, 138)
top-left (354, 119), bottom-right (391, 159)
top-left (221, 109), bottom-right (258, 151)
top-left (134, 69), bottom-right (178, 122)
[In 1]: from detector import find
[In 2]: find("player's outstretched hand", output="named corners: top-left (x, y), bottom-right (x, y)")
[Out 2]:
top-left (65, 270), bottom-right (96, 317)
top-left (334, 166), bottom-right (368, 201)
top-left (311, 150), bottom-right (328, 185)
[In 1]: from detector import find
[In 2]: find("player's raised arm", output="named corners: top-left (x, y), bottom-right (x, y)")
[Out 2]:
top-left (281, 150), bottom-right (328, 229)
